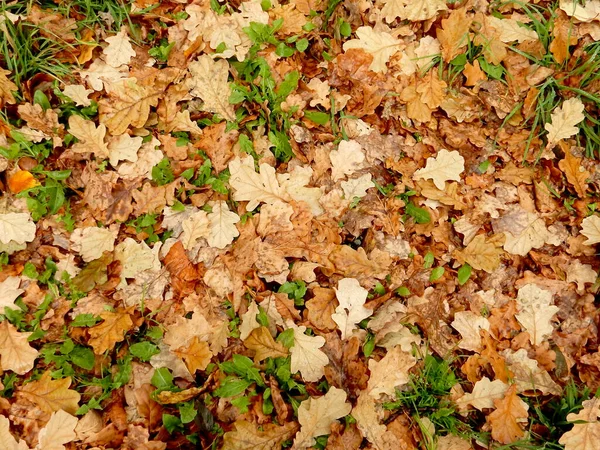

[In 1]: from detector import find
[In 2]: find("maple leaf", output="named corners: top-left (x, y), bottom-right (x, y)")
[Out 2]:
top-left (103, 27), bottom-right (136, 68)
top-left (206, 201), bottom-right (240, 249)
top-left (413, 149), bottom-right (465, 190)
top-left (0, 212), bottom-right (36, 245)
top-left (244, 326), bottom-right (288, 362)
top-left (493, 206), bottom-right (549, 256)
top-left (487, 385), bottom-right (529, 444)
top-left (222, 420), bottom-right (299, 450)
top-left (99, 79), bottom-right (161, 135)
top-left (0, 276), bottom-right (23, 313)
top-left (559, 397), bottom-right (600, 450)
top-left (68, 115), bottom-right (109, 159)
top-left (581, 215), bottom-right (600, 245)
top-left (343, 27), bottom-right (402, 73)
top-left (18, 371), bottom-right (81, 414)
top-left (37, 409), bottom-right (78, 450)
top-left (451, 311), bottom-right (491, 352)
top-left (293, 387), bottom-right (352, 449)
top-left (173, 336), bottom-right (212, 373)
top-left (288, 322), bottom-right (329, 383)
top-left (455, 377), bottom-right (508, 415)
top-left (70, 226), bottom-right (118, 262)
top-left (88, 310), bottom-right (133, 354)
top-left (367, 345), bottom-right (417, 399)
top-left (454, 234), bottom-right (503, 273)
top-left (187, 54), bottom-right (235, 121)
top-left (544, 98), bottom-right (585, 146)
top-left (228, 155), bottom-right (289, 211)
top-left (515, 284), bottom-right (559, 346)
top-left (331, 278), bottom-right (372, 340)
top-left (0, 320), bottom-right (39, 375)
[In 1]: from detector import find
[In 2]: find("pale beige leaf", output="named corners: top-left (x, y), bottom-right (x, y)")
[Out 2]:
top-left (367, 345), bottom-right (417, 399)
top-left (0, 276), bottom-right (23, 313)
top-left (502, 349), bottom-right (562, 395)
top-left (343, 27), bottom-right (402, 73)
top-left (515, 284), bottom-right (558, 346)
top-left (103, 28), bottom-right (136, 68)
top-left (454, 234), bottom-right (503, 273)
top-left (332, 278), bottom-right (372, 340)
top-left (62, 84), bottom-right (93, 107)
top-left (18, 371), bottom-right (81, 414)
top-left (108, 134), bottom-right (142, 166)
top-left (329, 140), bottom-right (366, 181)
top-left (341, 174), bottom-right (375, 200)
top-left (0, 321), bottom-right (39, 375)
top-left (289, 322), bottom-right (329, 383)
top-left (451, 311), bottom-right (491, 352)
top-left (70, 226), bottom-right (118, 262)
top-left (37, 410), bottom-right (78, 450)
top-left (559, 398), bottom-right (600, 450)
top-left (293, 387), bottom-right (352, 449)
top-left (581, 215), bottom-right (600, 245)
top-left (68, 115), bottom-right (109, 159)
top-left (187, 55), bottom-right (235, 121)
top-left (207, 201), bottom-right (240, 249)
top-left (239, 300), bottom-right (261, 341)
top-left (544, 98), bottom-right (585, 145)
top-left (0, 415), bottom-right (29, 450)
top-left (181, 210), bottom-right (210, 250)
top-left (413, 149), bottom-right (465, 190)
top-left (455, 377), bottom-right (508, 415)
top-left (559, 0), bottom-right (600, 22)
top-left (228, 155), bottom-right (289, 211)
top-left (493, 207), bottom-right (549, 256)
top-left (566, 260), bottom-right (598, 293)
top-left (0, 212), bottom-right (36, 245)
top-left (487, 17), bottom-right (538, 42)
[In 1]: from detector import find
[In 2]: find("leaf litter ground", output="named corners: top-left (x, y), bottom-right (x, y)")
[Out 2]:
top-left (1, 1), bottom-right (600, 449)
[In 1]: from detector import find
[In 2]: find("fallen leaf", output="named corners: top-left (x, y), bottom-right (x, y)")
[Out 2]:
top-left (343, 27), bottom-right (402, 73)
top-left (7, 170), bottom-right (38, 194)
top-left (222, 420), bottom-right (299, 450)
top-left (413, 149), bottom-right (465, 190)
top-left (187, 55), bottom-right (236, 121)
top-left (559, 397), bottom-right (600, 450)
top-left (581, 215), bottom-right (600, 245)
top-left (88, 310), bottom-right (133, 354)
top-left (173, 337), bottom-right (212, 373)
top-left (331, 278), bottom-right (372, 340)
top-left (487, 385), bottom-right (529, 444)
top-left (37, 409), bottom-right (78, 450)
top-left (559, 147), bottom-right (590, 198)
top-left (545, 98), bottom-right (585, 146)
top-left (515, 284), bottom-right (559, 346)
top-left (0, 415), bottom-right (28, 450)
top-left (367, 345), bottom-right (417, 399)
top-left (0, 212), bottom-right (37, 245)
top-left (244, 326), bottom-right (288, 362)
top-left (289, 322), bottom-right (329, 383)
top-left (68, 114), bottom-right (109, 158)
top-left (0, 276), bottom-right (23, 313)
top-left (18, 371), bottom-right (81, 414)
top-left (454, 234), bottom-right (503, 273)
top-left (455, 377), bottom-right (508, 415)
top-left (0, 320), bottom-right (39, 375)
top-left (451, 311), bottom-right (491, 352)
top-left (70, 226), bottom-right (118, 262)
top-left (103, 27), bottom-right (136, 68)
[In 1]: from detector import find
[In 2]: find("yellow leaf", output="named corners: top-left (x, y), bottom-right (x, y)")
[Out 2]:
top-left (173, 336), bottom-right (212, 373)
top-left (244, 327), bottom-right (288, 362)
top-left (18, 371), bottom-right (81, 414)
top-left (8, 170), bottom-right (39, 194)
top-left (487, 385), bottom-right (529, 444)
top-left (559, 147), bottom-right (590, 198)
top-left (222, 420), bottom-right (299, 450)
top-left (0, 321), bottom-right (39, 375)
top-left (88, 310), bottom-right (133, 354)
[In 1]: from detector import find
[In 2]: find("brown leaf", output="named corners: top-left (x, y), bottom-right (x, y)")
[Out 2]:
top-left (305, 287), bottom-right (337, 331)
top-left (173, 336), bottom-right (213, 373)
top-left (454, 234), bottom-right (503, 273)
top-left (195, 122), bottom-right (238, 173)
top-left (244, 327), bottom-right (288, 362)
top-left (135, 384), bottom-right (163, 430)
top-left (156, 386), bottom-right (207, 404)
top-left (88, 310), bottom-right (133, 354)
top-left (463, 60), bottom-right (487, 86)
top-left (328, 245), bottom-right (389, 285)
top-left (18, 371), bottom-right (81, 414)
top-left (222, 420), bottom-right (299, 450)
top-left (559, 146), bottom-right (590, 198)
top-left (0, 68), bottom-right (18, 106)
top-left (487, 385), bottom-right (528, 444)
top-left (437, 8), bottom-right (473, 62)
top-left (550, 11), bottom-right (578, 64)
top-left (164, 240), bottom-right (198, 298)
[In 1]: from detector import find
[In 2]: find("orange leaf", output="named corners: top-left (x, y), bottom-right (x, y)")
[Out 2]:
top-left (173, 336), bottom-right (212, 373)
top-left (8, 170), bottom-right (38, 194)
top-left (88, 310), bottom-right (133, 354)
top-left (487, 385), bottom-right (528, 444)
top-left (559, 145), bottom-right (590, 198)
top-left (17, 371), bottom-right (81, 414)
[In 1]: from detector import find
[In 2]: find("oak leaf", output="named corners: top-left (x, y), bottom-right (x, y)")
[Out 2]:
top-left (222, 420), bottom-right (299, 450)
top-left (0, 212), bottom-right (37, 245)
top-left (173, 337), bottom-right (212, 373)
top-left (451, 311), bottom-right (491, 352)
top-left (103, 28), bottom-right (136, 68)
top-left (18, 371), bottom-right (81, 414)
top-left (544, 98), bottom-right (585, 146)
top-left (502, 349), bottom-right (561, 395)
top-left (62, 84), bottom-right (93, 107)
top-left (244, 326), bottom-right (288, 362)
top-left (239, 300), bottom-right (261, 341)
top-left (37, 409), bottom-right (78, 450)
top-left (0, 320), bottom-right (39, 374)
top-left (0, 276), bottom-right (23, 313)
top-left (329, 140), bottom-right (366, 181)
top-left (416, 70), bottom-right (447, 109)
top-left (70, 226), bottom-right (118, 262)
top-left (559, 148), bottom-right (590, 198)
top-left (305, 287), bottom-right (337, 331)
top-left (206, 201), bottom-right (240, 249)
top-left (454, 234), bottom-right (503, 273)
top-left (367, 346), bottom-right (416, 399)
top-left (487, 385), bottom-right (529, 444)
top-left (293, 387), bottom-right (352, 449)
top-left (456, 377), bottom-right (508, 415)
top-left (187, 55), bottom-right (235, 121)
top-left (68, 115), bottom-right (109, 158)
top-left (0, 415), bottom-right (29, 450)
top-left (413, 149), bottom-right (465, 190)
top-left (289, 322), bottom-right (329, 383)
top-left (559, 397), bottom-right (600, 450)
top-left (493, 207), bottom-right (549, 256)
top-left (343, 27), bottom-right (402, 73)
top-left (581, 215), bottom-right (600, 245)
top-left (88, 310), bottom-right (133, 354)
top-left (228, 155), bottom-right (289, 211)
top-left (515, 284), bottom-right (558, 346)
top-left (332, 278), bottom-right (372, 340)
top-left (559, 0), bottom-right (600, 22)
top-left (0, 68), bottom-right (18, 106)
top-left (463, 61), bottom-right (487, 86)
top-left (108, 134), bottom-right (142, 166)
top-left (437, 8), bottom-right (473, 62)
